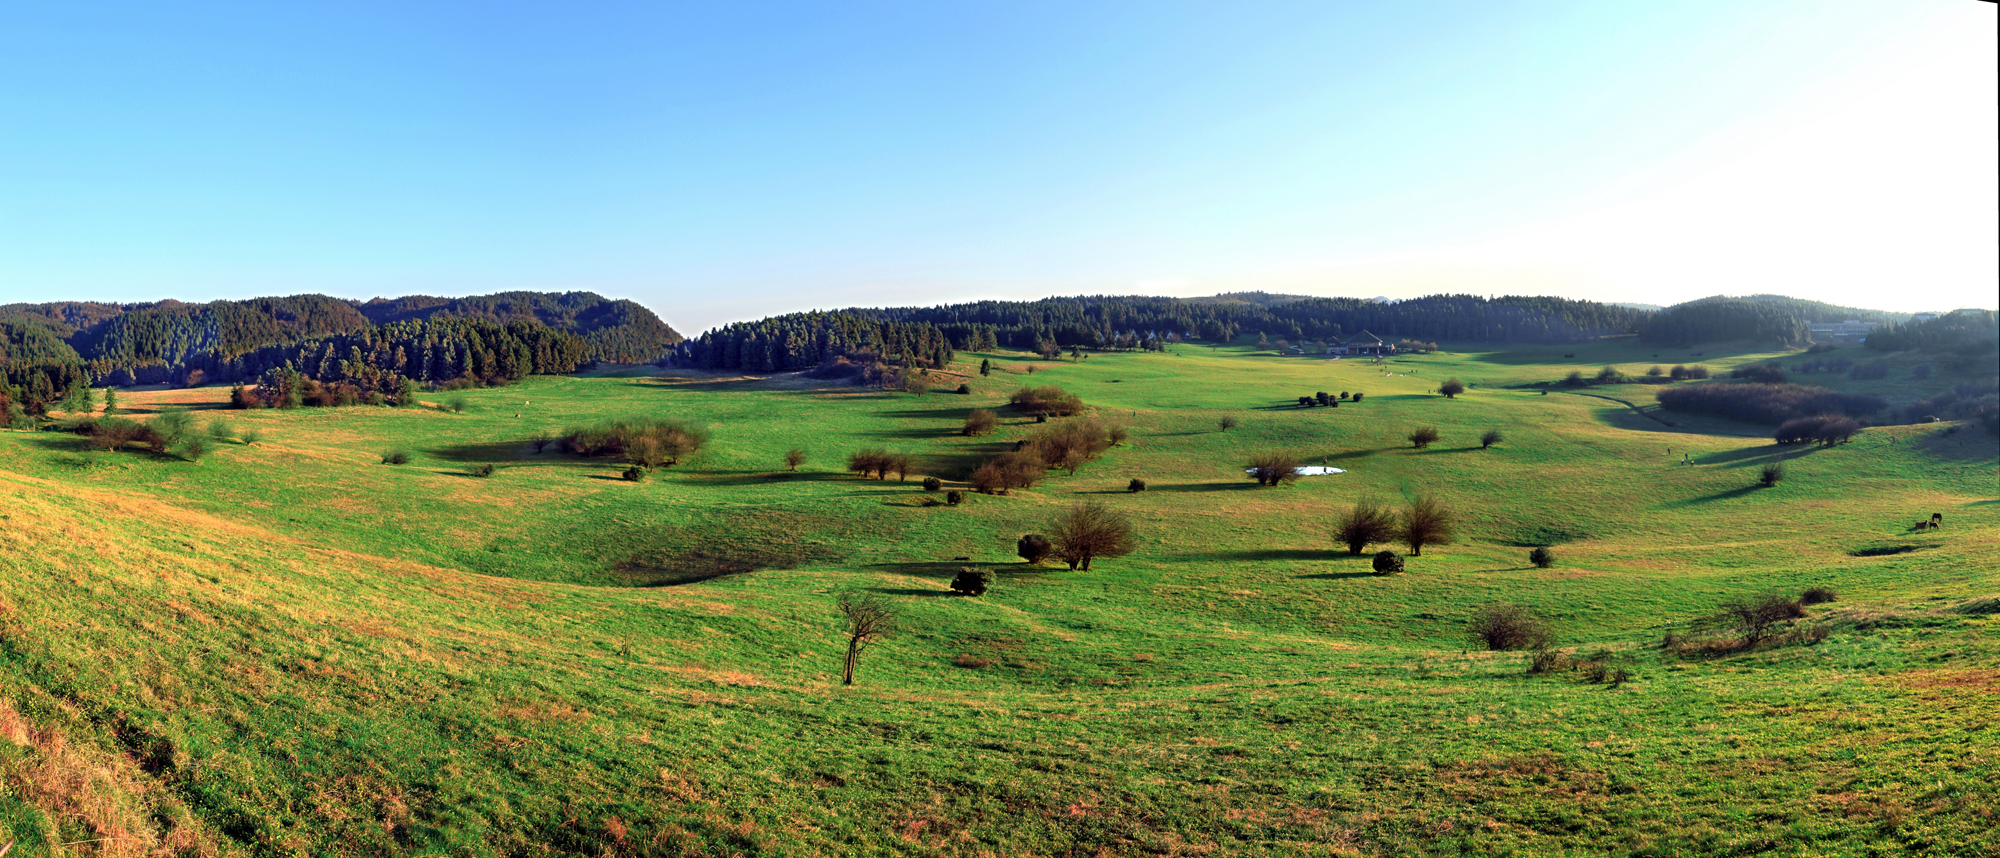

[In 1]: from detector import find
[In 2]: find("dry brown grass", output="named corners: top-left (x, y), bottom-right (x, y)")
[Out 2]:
top-left (0, 700), bottom-right (217, 857)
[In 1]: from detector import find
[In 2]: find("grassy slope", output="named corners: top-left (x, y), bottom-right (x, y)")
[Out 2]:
top-left (0, 338), bottom-right (1995, 857)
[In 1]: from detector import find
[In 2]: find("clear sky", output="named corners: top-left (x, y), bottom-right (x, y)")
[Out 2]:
top-left (2, 1), bottom-right (1993, 334)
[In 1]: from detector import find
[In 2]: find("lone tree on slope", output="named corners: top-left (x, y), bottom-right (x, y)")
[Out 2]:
top-left (837, 591), bottom-right (897, 686)
top-left (1439, 378), bottom-right (1466, 398)
top-left (1399, 495), bottom-right (1456, 557)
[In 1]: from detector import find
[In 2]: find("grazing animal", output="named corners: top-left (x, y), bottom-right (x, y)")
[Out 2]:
top-left (1932, 512), bottom-right (1944, 528)
top-left (1913, 520), bottom-right (1932, 532)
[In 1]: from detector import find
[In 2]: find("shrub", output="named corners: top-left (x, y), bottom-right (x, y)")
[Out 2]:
top-left (1563, 371), bottom-right (1585, 387)
top-left (228, 384), bottom-right (257, 409)
top-left (1399, 495), bottom-right (1455, 556)
top-left (1408, 426), bottom-right (1441, 449)
top-left (1217, 415), bottom-right (1239, 432)
top-left (179, 437), bottom-right (208, 461)
top-left (1030, 418), bottom-right (1116, 474)
top-left (563, 418), bottom-right (709, 465)
top-left (901, 373), bottom-right (930, 396)
top-left (1049, 502), bottom-right (1136, 570)
top-left (622, 466), bottom-right (646, 482)
top-left (1106, 424), bottom-right (1129, 447)
top-left (1800, 586), bottom-right (1837, 605)
top-left (922, 476), bottom-right (943, 492)
top-left (447, 395), bottom-right (469, 413)
top-left (1332, 501), bottom-right (1396, 555)
top-left (1350, 392), bottom-right (1364, 402)
top-left (979, 359), bottom-right (991, 376)
top-left (1646, 366), bottom-right (1663, 377)
top-left (1467, 603), bottom-right (1555, 651)
top-left (785, 448), bottom-right (807, 471)
top-left (955, 383), bottom-right (971, 394)
top-left (1247, 451), bottom-right (1301, 486)
top-left (153, 408), bottom-right (195, 453)
top-left (1480, 429), bottom-right (1503, 450)
top-left (238, 427), bottom-right (263, 446)
top-left (1731, 362), bottom-right (1786, 384)
top-left (1594, 366), bottom-right (1624, 384)
top-left (1759, 462), bottom-right (1784, 487)
top-left (1529, 546), bottom-right (1555, 568)
top-left (1439, 378), bottom-right (1465, 398)
top-left (1127, 478), bottom-right (1146, 493)
top-left (1712, 594), bottom-right (1806, 645)
top-left (945, 490), bottom-right (963, 506)
top-left (1371, 551), bottom-right (1404, 575)
top-left (949, 567), bottom-right (993, 596)
top-left (1009, 385), bottom-right (1083, 417)
top-left (1017, 534), bottom-right (1053, 564)
top-left (382, 450), bottom-right (411, 465)
top-left (472, 463), bottom-right (497, 478)
top-left (1774, 414), bottom-right (1860, 446)
top-left (1528, 648), bottom-right (1572, 674)
top-left (207, 419), bottom-right (235, 442)
top-left (962, 409), bottom-right (999, 436)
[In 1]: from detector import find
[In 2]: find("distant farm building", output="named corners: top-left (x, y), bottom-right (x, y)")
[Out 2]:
top-left (1327, 331), bottom-right (1396, 356)
top-left (1806, 320), bottom-right (1878, 342)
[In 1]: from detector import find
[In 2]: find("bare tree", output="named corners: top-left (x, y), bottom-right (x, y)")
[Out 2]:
top-left (1480, 429), bottom-right (1503, 450)
top-left (1332, 500), bottom-right (1395, 555)
top-left (785, 448), bottom-right (808, 471)
top-left (1050, 502), bottom-right (1137, 570)
top-left (1408, 426), bottom-right (1441, 449)
top-left (1400, 495), bottom-right (1456, 556)
top-left (1248, 451), bottom-right (1302, 486)
top-left (837, 591), bottom-right (897, 686)
top-left (1439, 378), bottom-right (1466, 398)
top-left (1217, 415), bottom-right (1239, 432)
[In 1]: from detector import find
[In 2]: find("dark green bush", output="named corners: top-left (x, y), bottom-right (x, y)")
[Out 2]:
top-left (1128, 478), bottom-right (1147, 493)
top-left (622, 466), bottom-right (646, 482)
top-left (472, 464), bottom-right (497, 478)
top-left (945, 490), bottom-right (963, 506)
top-left (1529, 547), bottom-right (1555, 568)
top-left (949, 567), bottom-right (993, 597)
top-left (1371, 550), bottom-right (1404, 575)
top-left (1017, 534), bottom-right (1053, 564)
top-left (1468, 603), bottom-right (1555, 651)
top-left (922, 476), bottom-right (943, 492)
top-left (382, 450), bottom-right (411, 465)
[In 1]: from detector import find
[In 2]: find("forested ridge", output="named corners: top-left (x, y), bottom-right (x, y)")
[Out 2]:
top-left (676, 294), bottom-right (1650, 373)
top-left (0, 291), bottom-right (679, 413)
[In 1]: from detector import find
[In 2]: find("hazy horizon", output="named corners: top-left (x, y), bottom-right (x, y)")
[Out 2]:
top-left (3, 1), bottom-right (1993, 335)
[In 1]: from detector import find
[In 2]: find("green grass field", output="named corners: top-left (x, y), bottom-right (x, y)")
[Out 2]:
top-left (2, 338), bottom-right (1994, 857)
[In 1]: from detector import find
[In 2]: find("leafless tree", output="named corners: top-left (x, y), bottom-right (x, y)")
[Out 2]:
top-left (962, 408), bottom-right (999, 436)
top-left (1050, 502), bottom-right (1137, 570)
top-left (1439, 378), bottom-right (1466, 398)
top-left (1332, 500), bottom-right (1395, 554)
top-left (1408, 426), bottom-right (1441, 449)
top-left (1248, 451), bottom-right (1302, 486)
top-left (1480, 429), bottom-right (1503, 450)
top-left (837, 591), bottom-right (897, 686)
top-left (784, 448), bottom-right (808, 471)
top-left (1400, 495), bottom-right (1456, 556)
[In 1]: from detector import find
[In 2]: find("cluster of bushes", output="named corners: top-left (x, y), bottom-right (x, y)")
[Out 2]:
top-left (1656, 382), bottom-right (1884, 425)
top-left (1774, 414), bottom-right (1861, 446)
top-left (1729, 362), bottom-right (1788, 384)
top-left (1528, 647), bottom-right (1634, 686)
top-left (1899, 377), bottom-right (1999, 432)
top-left (1007, 385), bottom-right (1084, 418)
top-left (1792, 356), bottom-right (1852, 375)
top-left (847, 449), bottom-right (917, 481)
top-left (60, 409), bottom-right (220, 460)
top-left (969, 418), bottom-right (1124, 493)
top-left (1667, 365), bottom-right (1711, 380)
top-left (949, 567), bottom-right (992, 596)
top-left (231, 368), bottom-right (421, 410)
top-left (1560, 365), bottom-right (1633, 386)
top-left (1331, 496), bottom-right (1455, 558)
top-left (1015, 502), bottom-right (1136, 570)
top-left (1663, 590), bottom-right (1832, 655)
top-left (1847, 361), bottom-right (1889, 380)
top-left (562, 418), bottom-right (710, 468)
top-left (1293, 390), bottom-right (1360, 407)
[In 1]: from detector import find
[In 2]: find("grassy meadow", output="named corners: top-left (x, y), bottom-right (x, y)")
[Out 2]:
top-left (1, 337), bottom-right (1995, 857)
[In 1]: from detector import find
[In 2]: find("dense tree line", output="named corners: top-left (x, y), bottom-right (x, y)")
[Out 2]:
top-left (1639, 299), bottom-right (1809, 347)
top-left (673, 295), bottom-right (1648, 372)
top-left (1864, 311), bottom-right (1998, 354)
top-left (674, 311), bottom-right (958, 373)
top-left (1656, 382), bottom-right (1885, 425)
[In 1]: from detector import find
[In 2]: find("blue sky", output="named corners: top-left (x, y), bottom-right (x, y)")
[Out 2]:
top-left (2, 1), bottom-right (1992, 334)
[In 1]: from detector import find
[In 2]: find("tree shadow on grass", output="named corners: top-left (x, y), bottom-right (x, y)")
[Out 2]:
top-left (1694, 445), bottom-right (1821, 468)
top-left (687, 470), bottom-right (853, 486)
top-left (1174, 548), bottom-right (1335, 562)
top-left (868, 587), bottom-right (957, 598)
top-left (1146, 482), bottom-right (1259, 493)
top-left (1294, 571), bottom-right (1379, 580)
top-left (429, 440), bottom-right (535, 461)
top-left (1326, 447), bottom-right (1394, 462)
top-left (857, 427), bottom-right (963, 440)
top-left (1665, 485), bottom-right (1763, 507)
